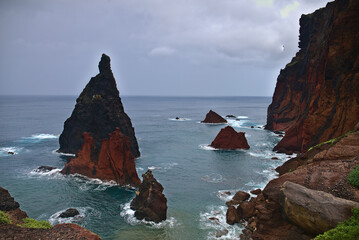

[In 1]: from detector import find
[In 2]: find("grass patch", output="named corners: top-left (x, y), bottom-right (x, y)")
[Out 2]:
top-left (315, 208), bottom-right (359, 240)
top-left (20, 218), bottom-right (52, 229)
top-left (0, 211), bottom-right (11, 224)
top-left (348, 166), bottom-right (359, 188)
top-left (307, 131), bottom-right (353, 152)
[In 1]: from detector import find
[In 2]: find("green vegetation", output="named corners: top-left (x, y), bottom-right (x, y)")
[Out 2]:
top-left (315, 208), bottom-right (359, 240)
top-left (20, 218), bottom-right (52, 229)
top-left (348, 166), bottom-right (359, 188)
top-left (307, 131), bottom-right (354, 152)
top-left (0, 211), bottom-right (11, 224)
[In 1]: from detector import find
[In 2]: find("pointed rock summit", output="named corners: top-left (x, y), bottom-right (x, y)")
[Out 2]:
top-left (210, 126), bottom-right (250, 150)
top-left (58, 53), bottom-right (140, 158)
top-left (201, 110), bottom-right (227, 124)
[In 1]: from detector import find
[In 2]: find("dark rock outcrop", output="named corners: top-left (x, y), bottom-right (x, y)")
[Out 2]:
top-left (130, 170), bottom-right (167, 223)
top-left (59, 208), bottom-right (80, 218)
top-left (201, 110), bottom-right (227, 124)
top-left (280, 181), bottom-right (359, 235)
top-left (266, 0), bottom-right (359, 154)
top-left (61, 128), bottom-right (141, 187)
top-left (35, 166), bottom-right (56, 173)
top-left (0, 187), bottom-right (101, 240)
top-left (58, 54), bottom-right (140, 158)
top-left (210, 126), bottom-right (250, 150)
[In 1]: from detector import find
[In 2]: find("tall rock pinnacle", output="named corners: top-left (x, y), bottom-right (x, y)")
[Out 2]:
top-left (58, 53), bottom-right (140, 158)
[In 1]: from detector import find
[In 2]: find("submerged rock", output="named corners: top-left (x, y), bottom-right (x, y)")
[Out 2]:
top-left (130, 170), bottom-right (167, 223)
top-left (59, 208), bottom-right (80, 218)
top-left (35, 166), bottom-right (56, 172)
top-left (61, 128), bottom-right (141, 187)
top-left (201, 110), bottom-right (227, 124)
top-left (210, 126), bottom-right (250, 150)
top-left (58, 54), bottom-right (140, 158)
top-left (280, 181), bottom-right (359, 235)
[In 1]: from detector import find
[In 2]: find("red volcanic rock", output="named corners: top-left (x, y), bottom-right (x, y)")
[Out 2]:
top-left (130, 170), bottom-right (167, 223)
top-left (210, 126), bottom-right (250, 150)
top-left (61, 128), bottom-right (141, 187)
top-left (201, 110), bottom-right (227, 124)
top-left (266, 0), bottom-right (359, 153)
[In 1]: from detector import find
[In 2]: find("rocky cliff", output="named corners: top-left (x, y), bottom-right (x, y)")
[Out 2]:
top-left (58, 54), bottom-right (140, 158)
top-left (0, 187), bottom-right (101, 240)
top-left (61, 128), bottom-right (141, 187)
top-left (266, 0), bottom-right (359, 153)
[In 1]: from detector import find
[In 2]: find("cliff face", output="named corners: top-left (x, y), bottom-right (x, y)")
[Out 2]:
top-left (58, 54), bottom-right (140, 158)
top-left (266, 0), bottom-right (359, 153)
top-left (61, 128), bottom-right (141, 187)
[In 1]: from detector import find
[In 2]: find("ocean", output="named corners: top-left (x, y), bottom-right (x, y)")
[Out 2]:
top-left (0, 96), bottom-right (290, 240)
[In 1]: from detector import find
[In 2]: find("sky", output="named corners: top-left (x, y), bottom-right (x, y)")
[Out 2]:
top-left (0, 0), bottom-right (331, 97)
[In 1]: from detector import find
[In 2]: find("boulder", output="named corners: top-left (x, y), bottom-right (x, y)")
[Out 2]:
top-left (226, 205), bottom-right (240, 225)
top-left (233, 191), bottom-right (250, 202)
top-left (239, 201), bottom-right (256, 220)
top-left (250, 189), bottom-right (262, 195)
top-left (130, 170), bottom-right (167, 223)
top-left (201, 110), bottom-right (227, 124)
top-left (210, 126), bottom-right (250, 150)
top-left (58, 54), bottom-right (140, 158)
top-left (61, 128), bottom-right (141, 187)
top-left (265, 0), bottom-right (359, 153)
top-left (59, 208), bottom-right (80, 218)
top-left (280, 181), bottom-right (359, 235)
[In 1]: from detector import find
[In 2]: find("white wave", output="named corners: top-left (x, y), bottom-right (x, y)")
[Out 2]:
top-left (198, 121), bottom-right (227, 125)
top-left (247, 150), bottom-right (290, 161)
top-left (199, 205), bottom-right (242, 240)
top-left (237, 116), bottom-right (248, 119)
top-left (168, 117), bottom-right (191, 121)
top-left (120, 201), bottom-right (177, 228)
top-left (24, 134), bottom-right (59, 140)
top-left (148, 166), bottom-right (161, 171)
top-left (136, 167), bottom-right (144, 172)
top-left (216, 190), bottom-right (234, 202)
top-left (199, 144), bottom-right (218, 151)
top-left (29, 168), bottom-right (62, 177)
top-left (202, 173), bottom-right (225, 183)
top-left (49, 207), bottom-right (99, 225)
top-left (0, 147), bottom-right (23, 156)
top-left (52, 149), bottom-right (76, 157)
top-left (147, 162), bottom-right (178, 172)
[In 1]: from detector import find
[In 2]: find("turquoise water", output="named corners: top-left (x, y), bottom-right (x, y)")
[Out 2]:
top-left (0, 96), bottom-right (288, 240)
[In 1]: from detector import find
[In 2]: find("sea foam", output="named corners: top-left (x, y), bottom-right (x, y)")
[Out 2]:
top-left (0, 147), bottom-right (23, 156)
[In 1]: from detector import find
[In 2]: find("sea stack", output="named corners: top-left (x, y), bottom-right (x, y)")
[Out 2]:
top-left (58, 54), bottom-right (140, 158)
top-left (265, 0), bottom-right (359, 154)
top-left (130, 170), bottom-right (167, 223)
top-left (59, 54), bottom-right (141, 186)
top-left (210, 126), bottom-right (250, 150)
top-left (201, 110), bottom-right (227, 124)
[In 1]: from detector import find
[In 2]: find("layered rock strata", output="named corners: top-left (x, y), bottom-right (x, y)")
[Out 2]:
top-left (210, 126), bottom-right (250, 150)
top-left (0, 187), bottom-right (101, 240)
top-left (266, 0), bottom-right (359, 154)
top-left (201, 110), bottom-right (227, 124)
top-left (130, 170), bottom-right (167, 223)
top-left (59, 54), bottom-right (140, 158)
top-left (61, 128), bottom-right (141, 187)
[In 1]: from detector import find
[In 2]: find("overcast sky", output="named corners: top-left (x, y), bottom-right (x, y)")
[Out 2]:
top-left (0, 0), bottom-right (331, 97)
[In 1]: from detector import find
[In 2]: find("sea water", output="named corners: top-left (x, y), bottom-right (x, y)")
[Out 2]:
top-left (0, 96), bottom-right (289, 240)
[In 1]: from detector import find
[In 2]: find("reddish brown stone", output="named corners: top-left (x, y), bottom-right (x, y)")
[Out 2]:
top-left (201, 110), bottom-right (227, 124)
top-left (61, 128), bottom-right (141, 187)
top-left (266, 0), bottom-right (359, 153)
top-left (210, 126), bottom-right (250, 150)
top-left (130, 170), bottom-right (167, 223)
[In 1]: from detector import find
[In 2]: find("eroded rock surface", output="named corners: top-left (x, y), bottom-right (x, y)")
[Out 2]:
top-left (210, 126), bottom-right (250, 150)
top-left (130, 170), bottom-right (167, 223)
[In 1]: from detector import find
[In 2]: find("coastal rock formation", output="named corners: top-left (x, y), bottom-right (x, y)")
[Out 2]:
top-left (201, 110), bottom-right (227, 124)
top-left (280, 181), bottom-right (359, 235)
top-left (0, 187), bottom-right (101, 240)
top-left (210, 126), bottom-right (250, 150)
top-left (130, 170), bottom-right (167, 223)
top-left (266, 0), bottom-right (359, 153)
top-left (61, 128), bottom-right (141, 187)
top-left (58, 54), bottom-right (140, 158)
top-left (238, 125), bottom-right (359, 239)
top-left (59, 208), bottom-right (80, 218)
